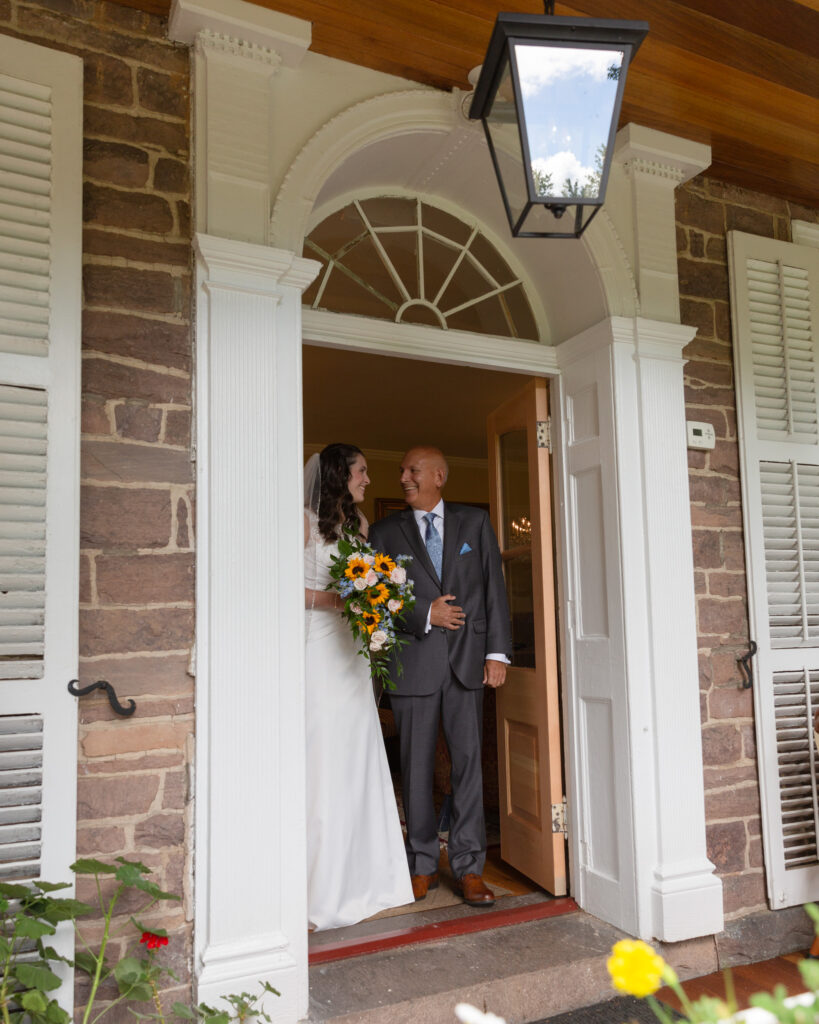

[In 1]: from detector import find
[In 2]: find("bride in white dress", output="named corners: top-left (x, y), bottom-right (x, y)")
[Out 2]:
top-left (304, 443), bottom-right (414, 931)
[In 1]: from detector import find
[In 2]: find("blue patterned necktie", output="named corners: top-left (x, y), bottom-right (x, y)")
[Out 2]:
top-left (423, 512), bottom-right (442, 579)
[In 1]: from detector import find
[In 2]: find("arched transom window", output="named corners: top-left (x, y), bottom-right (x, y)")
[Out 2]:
top-left (302, 197), bottom-right (539, 341)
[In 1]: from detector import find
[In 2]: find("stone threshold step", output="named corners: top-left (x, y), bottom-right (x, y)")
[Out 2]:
top-left (308, 910), bottom-right (623, 1023)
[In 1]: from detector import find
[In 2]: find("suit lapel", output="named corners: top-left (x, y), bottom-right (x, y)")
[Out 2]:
top-left (398, 509), bottom-right (441, 588)
top-left (441, 502), bottom-right (462, 588)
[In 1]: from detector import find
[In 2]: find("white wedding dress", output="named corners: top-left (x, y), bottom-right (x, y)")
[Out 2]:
top-left (305, 517), bottom-right (414, 931)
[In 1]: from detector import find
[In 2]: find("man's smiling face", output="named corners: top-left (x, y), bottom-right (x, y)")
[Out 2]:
top-left (400, 447), bottom-right (447, 511)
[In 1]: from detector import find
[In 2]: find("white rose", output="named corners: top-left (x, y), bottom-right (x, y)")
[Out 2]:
top-left (350, 602), bottom-right (362, 613)
top-left (369, 629), bottom-right (388, 652)
top-left (387, 599), bottom-right (402, 613)
top-left (363, 553), bottom-right (375, 564)
top-left (353, 577), bottom-right (367, 591)
top-left (390, 566), bottom-right (407, 584)
top-left (365, 569), bottom-right (378, 586)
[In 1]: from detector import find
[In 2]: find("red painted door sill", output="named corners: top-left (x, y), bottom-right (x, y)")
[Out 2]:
top-left (308, 897), bottom-right (579, 965)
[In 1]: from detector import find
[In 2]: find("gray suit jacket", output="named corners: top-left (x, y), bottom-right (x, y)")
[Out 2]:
top-left (368, 503), bottom-right (512, 696)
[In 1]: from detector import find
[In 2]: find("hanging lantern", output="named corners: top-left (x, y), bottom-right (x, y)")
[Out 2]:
top-left (468, 10), bottom-right (648, 238)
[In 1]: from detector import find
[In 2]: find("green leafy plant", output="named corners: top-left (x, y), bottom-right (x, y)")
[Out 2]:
top-left (0, 878), bottom-right (90, 1024)
top-left (0, 859), bottom-right (279, 1024)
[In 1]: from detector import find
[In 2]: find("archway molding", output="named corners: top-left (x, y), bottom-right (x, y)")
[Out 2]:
top-left (269, 88), bottom-right (640, 326)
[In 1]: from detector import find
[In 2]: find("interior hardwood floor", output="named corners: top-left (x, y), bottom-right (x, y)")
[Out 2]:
top-left (484, 843), bottom-right (541, 897)
top-left (659, 952), bottom-right (809, 1013)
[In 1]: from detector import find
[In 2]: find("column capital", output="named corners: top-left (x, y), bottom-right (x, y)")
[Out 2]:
top-left (555, 316), bottom-right (697, 369)
top-left (614, 123), bottom-right (711, 186)
top-left (196, 233), bottom-right (320, 293)
top-left (169, 0), bottom-right (310, 67)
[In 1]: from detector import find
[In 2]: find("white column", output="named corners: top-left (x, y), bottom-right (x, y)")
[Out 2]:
top-left (557, 316), bottom-right (723, 942)
top-left (194, 234), bottom-right (319, 1020)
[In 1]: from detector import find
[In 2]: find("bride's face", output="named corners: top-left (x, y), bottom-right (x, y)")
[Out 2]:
top-left (347, 454), bottom-right (370, 504)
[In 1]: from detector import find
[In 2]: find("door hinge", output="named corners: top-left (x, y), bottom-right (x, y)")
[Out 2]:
top-left (552, 796), bottom-right (568, 835)
top-left (537, 418), bottom-right (551, 452)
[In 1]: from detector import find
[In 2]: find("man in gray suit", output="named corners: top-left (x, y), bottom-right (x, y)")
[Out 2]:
top-left (369, 447), bottom-right (512, 907)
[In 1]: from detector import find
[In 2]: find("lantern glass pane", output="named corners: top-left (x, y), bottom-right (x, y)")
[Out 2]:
top-left (485, 52), bottom-right (529, 225)
top-left (513, 42), bottom-right (623, 203)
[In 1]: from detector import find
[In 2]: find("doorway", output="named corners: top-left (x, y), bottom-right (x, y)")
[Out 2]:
top-left (302, 342), bottom-right (568, 947)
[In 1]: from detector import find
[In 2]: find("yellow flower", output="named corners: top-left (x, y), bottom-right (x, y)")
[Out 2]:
top-left (361, 610), bottom-right (381, 634)
top-left (373, 553), bottom-right (396, 575)
top-left (607, 940), bottom-right (666, 998)
top-left (344, 557), bottom-right (370, 581)
top-left (368, 584), bottom-right (389, 606)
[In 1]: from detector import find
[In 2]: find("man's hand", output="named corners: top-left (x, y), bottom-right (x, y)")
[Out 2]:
top-left (483, 660), bottom-right (507, 688)
top-left (430, 594), bottom-right (465, 630)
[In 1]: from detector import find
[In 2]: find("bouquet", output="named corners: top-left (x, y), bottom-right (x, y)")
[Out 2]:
top-left (327, 532), bottom-right (416, 691)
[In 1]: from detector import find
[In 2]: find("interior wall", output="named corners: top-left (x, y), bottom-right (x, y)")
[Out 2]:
top-left (302, 343), bottom-right (533, 523)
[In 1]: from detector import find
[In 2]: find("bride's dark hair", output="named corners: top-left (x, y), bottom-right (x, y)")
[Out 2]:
top-left (317, 443), bottom-right (365, 542)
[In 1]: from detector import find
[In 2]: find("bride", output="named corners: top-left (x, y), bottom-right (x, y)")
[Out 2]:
top-left (304, 443), bottom-right (414, 931)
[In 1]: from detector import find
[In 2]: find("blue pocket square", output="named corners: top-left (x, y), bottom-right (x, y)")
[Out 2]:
top-left (460, 542), bottom-right (472, 555)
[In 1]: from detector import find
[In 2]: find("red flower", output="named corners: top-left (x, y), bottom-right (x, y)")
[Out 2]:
top-left (140, 931), bottom-right (169, 950)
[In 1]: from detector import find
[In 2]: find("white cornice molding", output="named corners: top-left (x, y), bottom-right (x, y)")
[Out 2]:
top-left (169, 0), bottom-right (310, 66)
top-left (793, 220), bottom-right (819, 249)
top-left (194, 27), bottom-right (282, 70)
top-left (196, 233), bottom-right (320, 292)
top-left (614, 123), bottom-right (711, 187)
top-left (301, 307), bottom-right (559, 376)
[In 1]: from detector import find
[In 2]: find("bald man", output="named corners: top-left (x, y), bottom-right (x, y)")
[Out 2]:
top-left (368, 447), bottom-right (512, 907)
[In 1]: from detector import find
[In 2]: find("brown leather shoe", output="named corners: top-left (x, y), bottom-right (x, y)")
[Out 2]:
top-left (454, 873), bottom-right (495, 907)
top-left (411, 872), bottom-right (439, 901)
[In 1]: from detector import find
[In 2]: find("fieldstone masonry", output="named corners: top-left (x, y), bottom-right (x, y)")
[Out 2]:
top-left (0, 0), bottom-right (194, 1011)
top-left (677, 177), bottom-right (819, 923)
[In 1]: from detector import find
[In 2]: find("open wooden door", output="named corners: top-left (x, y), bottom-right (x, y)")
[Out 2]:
top-left (487, 378), bottom-right (566, 894)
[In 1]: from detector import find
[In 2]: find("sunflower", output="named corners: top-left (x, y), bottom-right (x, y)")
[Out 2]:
top-left (361, 610), bottom-right (381, 634)
top-left (373, 553), bottom-right (396, 575)
top-left (344, 557), bottom-right (370, 581)
top-left (368, 584), bottom-right (389, 606)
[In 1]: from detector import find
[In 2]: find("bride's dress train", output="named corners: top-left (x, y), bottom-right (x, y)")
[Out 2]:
top-left (305, 520), bottom-right (414, 931)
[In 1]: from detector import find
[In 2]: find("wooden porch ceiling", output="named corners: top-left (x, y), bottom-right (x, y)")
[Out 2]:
top-left (143, 0), bottom-right (819, 207)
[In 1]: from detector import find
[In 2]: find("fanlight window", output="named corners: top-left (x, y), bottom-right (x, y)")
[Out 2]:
top-left (302, 197), bottom-right (539, 341)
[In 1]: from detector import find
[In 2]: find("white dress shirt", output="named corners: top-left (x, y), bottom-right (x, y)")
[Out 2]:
top-left (415, 501), bottom-right (509, 664)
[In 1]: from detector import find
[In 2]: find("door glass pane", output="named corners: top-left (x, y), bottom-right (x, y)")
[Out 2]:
top-left (499, 429), bottom-right (535, 667)
top-left (506, 551), bottom-right (536, 668)
top-left (500, 430), bottom-right (530, 549)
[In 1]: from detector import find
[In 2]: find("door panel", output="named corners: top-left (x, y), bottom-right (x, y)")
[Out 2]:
top-left (487, 378), bottom-right (566, 894)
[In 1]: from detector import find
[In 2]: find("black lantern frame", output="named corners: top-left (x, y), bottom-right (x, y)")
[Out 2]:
top-left (468, 13), bottom-right (648, 239)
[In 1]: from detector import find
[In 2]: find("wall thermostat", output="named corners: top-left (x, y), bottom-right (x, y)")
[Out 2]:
top-left (686, 420), bottom-right (716, 450)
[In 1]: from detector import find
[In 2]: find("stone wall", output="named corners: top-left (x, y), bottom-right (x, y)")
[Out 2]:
top-left (677, 178), bottom-right (819, 923)
top-left (0, 0), bottom-right (195, 1008)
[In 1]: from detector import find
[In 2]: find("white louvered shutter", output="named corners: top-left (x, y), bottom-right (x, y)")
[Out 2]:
top-left (729, 230), bottom-right (819, 907)
top-left (0, 31), bottom-right (82, 980)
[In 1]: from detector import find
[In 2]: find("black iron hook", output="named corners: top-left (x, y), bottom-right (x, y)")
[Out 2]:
top-left (67, 679), bottom-right (137, 717)
top-left (737, 641), bottom-right (757, 691)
